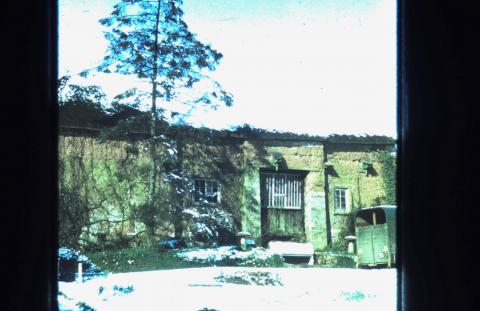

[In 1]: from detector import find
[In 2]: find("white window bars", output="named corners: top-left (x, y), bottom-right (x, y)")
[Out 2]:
top-left (263, 173), bottom-right (303, 209)
top-left (334, 187), bottom-right (349, 211)
top-left (194, 179), bottom-right (220, 203)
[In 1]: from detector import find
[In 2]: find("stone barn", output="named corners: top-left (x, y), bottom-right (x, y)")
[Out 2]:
top-left (59, 126), bottom-right (396, 252)
top-left (179, 128), bottom-right (396, 251)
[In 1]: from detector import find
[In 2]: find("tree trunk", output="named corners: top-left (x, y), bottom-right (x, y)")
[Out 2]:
top-left (173, 131), bottom-right (185, 240)
top-left (145, 226), bottom-right (156, 249)
top-left (145, 0), bottom-right (163, 249)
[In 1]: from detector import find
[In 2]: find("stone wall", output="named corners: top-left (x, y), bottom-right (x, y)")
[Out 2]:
top-left (324, 143), bottom-right (396, 249)
top-left (58, 135), bottom-right (151, 249)
top-left (181, 137), bottom-right (246, 228)
top-left (253, 140), bottom-right (327, 250)
top-left (180, 137), bottom-right (328, 250)
top-left (58, 128), bottom-right (395, 251)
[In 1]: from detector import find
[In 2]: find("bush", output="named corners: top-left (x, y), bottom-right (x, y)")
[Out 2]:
top-left (183, 206), bottom-right (236, 246)
top-left (58, 247), bottom-right (102, 282)
top-left (177, 246), bottom-right (285, 267)
top-left (315, 251), bottom-right (356, 268)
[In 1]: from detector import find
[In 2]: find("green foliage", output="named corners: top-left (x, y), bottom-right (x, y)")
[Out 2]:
top-left (376, 151), bottom-right (396, 205)
top-left (58, 137), bottom-right (153, 250)
top-left (315, 251), bottom-right (356, 268)
top-left (89, 0), bottom-right (234, 248)
top-left (184, 205), bottom-right (236, 246)
top-left (85, 247), bottom-right (287, 273)
top-left (58, 75), bottom-right (108, 128)
top-left (86, 248), bottom-right (208, 273)
top-left (327, 134), bottom-right (395, 144)
top-left (58, 153), bottom-right (92, 248)
top-left (235, 253), bottom-right (284, 267)
top-left (58, 186), bottom-right (89, 248)
top-left (98, 0), bottom-right (232, 112)
top-left (214, 271), bottom-right (283, 286)
top-left (59, 132), bottom-right (237, 250)
top-left (99, 103), bottom-right (151, 134)
top-left (331, 214), bottom-right (356, 251)
top-left (58, 75), bottom-right (107, 106)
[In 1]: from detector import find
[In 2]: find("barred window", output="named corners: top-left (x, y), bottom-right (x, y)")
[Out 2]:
top-left (194, 179), bottom-right (220, 203)
top-left (263, 173), bottom-right (303, 209)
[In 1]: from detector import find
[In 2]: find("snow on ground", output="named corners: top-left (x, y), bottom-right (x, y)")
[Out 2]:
top-left (58, 267), bottom-right (396, 311)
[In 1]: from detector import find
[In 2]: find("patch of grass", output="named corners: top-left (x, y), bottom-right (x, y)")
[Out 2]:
top-left (238, 253), bottom-right (285, 267)
top-left (85, 247), bottom-right (209, 273)
top-left (199, 253), bottom-right (285, 268)
top-left (315, 251), bottom-right (356, 268)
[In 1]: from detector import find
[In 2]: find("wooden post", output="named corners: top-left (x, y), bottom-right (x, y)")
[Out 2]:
top-left (77, 263), bottom-right (83, 283)
top-left (348, 241), bottom-right (355, 254)
top-left (373, 212), bottom-right (377, 225)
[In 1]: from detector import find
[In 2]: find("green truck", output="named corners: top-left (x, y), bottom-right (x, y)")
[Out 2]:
top-left (354, 205), bottom-right (396, 268)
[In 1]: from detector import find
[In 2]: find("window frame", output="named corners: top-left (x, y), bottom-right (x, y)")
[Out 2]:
top-left (193, 178), bottom-right (221, 204)
top-left (333, 187), bottom-right (350, 213)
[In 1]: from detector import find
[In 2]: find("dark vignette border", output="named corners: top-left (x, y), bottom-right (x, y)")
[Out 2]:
top-left (4, 0), bottom-right (478, 310)
top-left (398, 0), bottom-right (477, 310)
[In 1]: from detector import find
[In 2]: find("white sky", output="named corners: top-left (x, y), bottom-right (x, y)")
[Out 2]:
top-left (59, 0), bottom-right (396, 137)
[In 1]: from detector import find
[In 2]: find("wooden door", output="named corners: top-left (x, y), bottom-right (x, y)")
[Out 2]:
top-left (260, 172), bottom-right (305, 239)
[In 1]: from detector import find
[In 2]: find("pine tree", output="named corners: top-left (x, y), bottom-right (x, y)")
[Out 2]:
top-left (98, 0), bottom-right (232, 246)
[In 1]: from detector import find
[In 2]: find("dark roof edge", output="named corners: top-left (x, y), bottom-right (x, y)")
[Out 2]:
top-left (59, 125), bottom-right (396, 145)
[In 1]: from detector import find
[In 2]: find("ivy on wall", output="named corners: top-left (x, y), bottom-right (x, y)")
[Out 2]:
top-left (59, 125), bottom-right (396, 251)
top-left (58, 137), bottom-right (156, 250)
top-left (376, 150), bottom-right (396, 205)
top-left (326, 147), bottom-right (397, 250)
top-left (58, 133), bottom-right (243, 250)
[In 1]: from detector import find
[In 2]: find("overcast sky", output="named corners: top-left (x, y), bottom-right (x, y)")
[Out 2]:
top-left (59, 0), bottom-right (396, 137)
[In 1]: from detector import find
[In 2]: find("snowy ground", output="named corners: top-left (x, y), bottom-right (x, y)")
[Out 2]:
top-left (176, 246), bottom-right (280, 265)
top-left (58, 267), bottom-right (396, 311)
